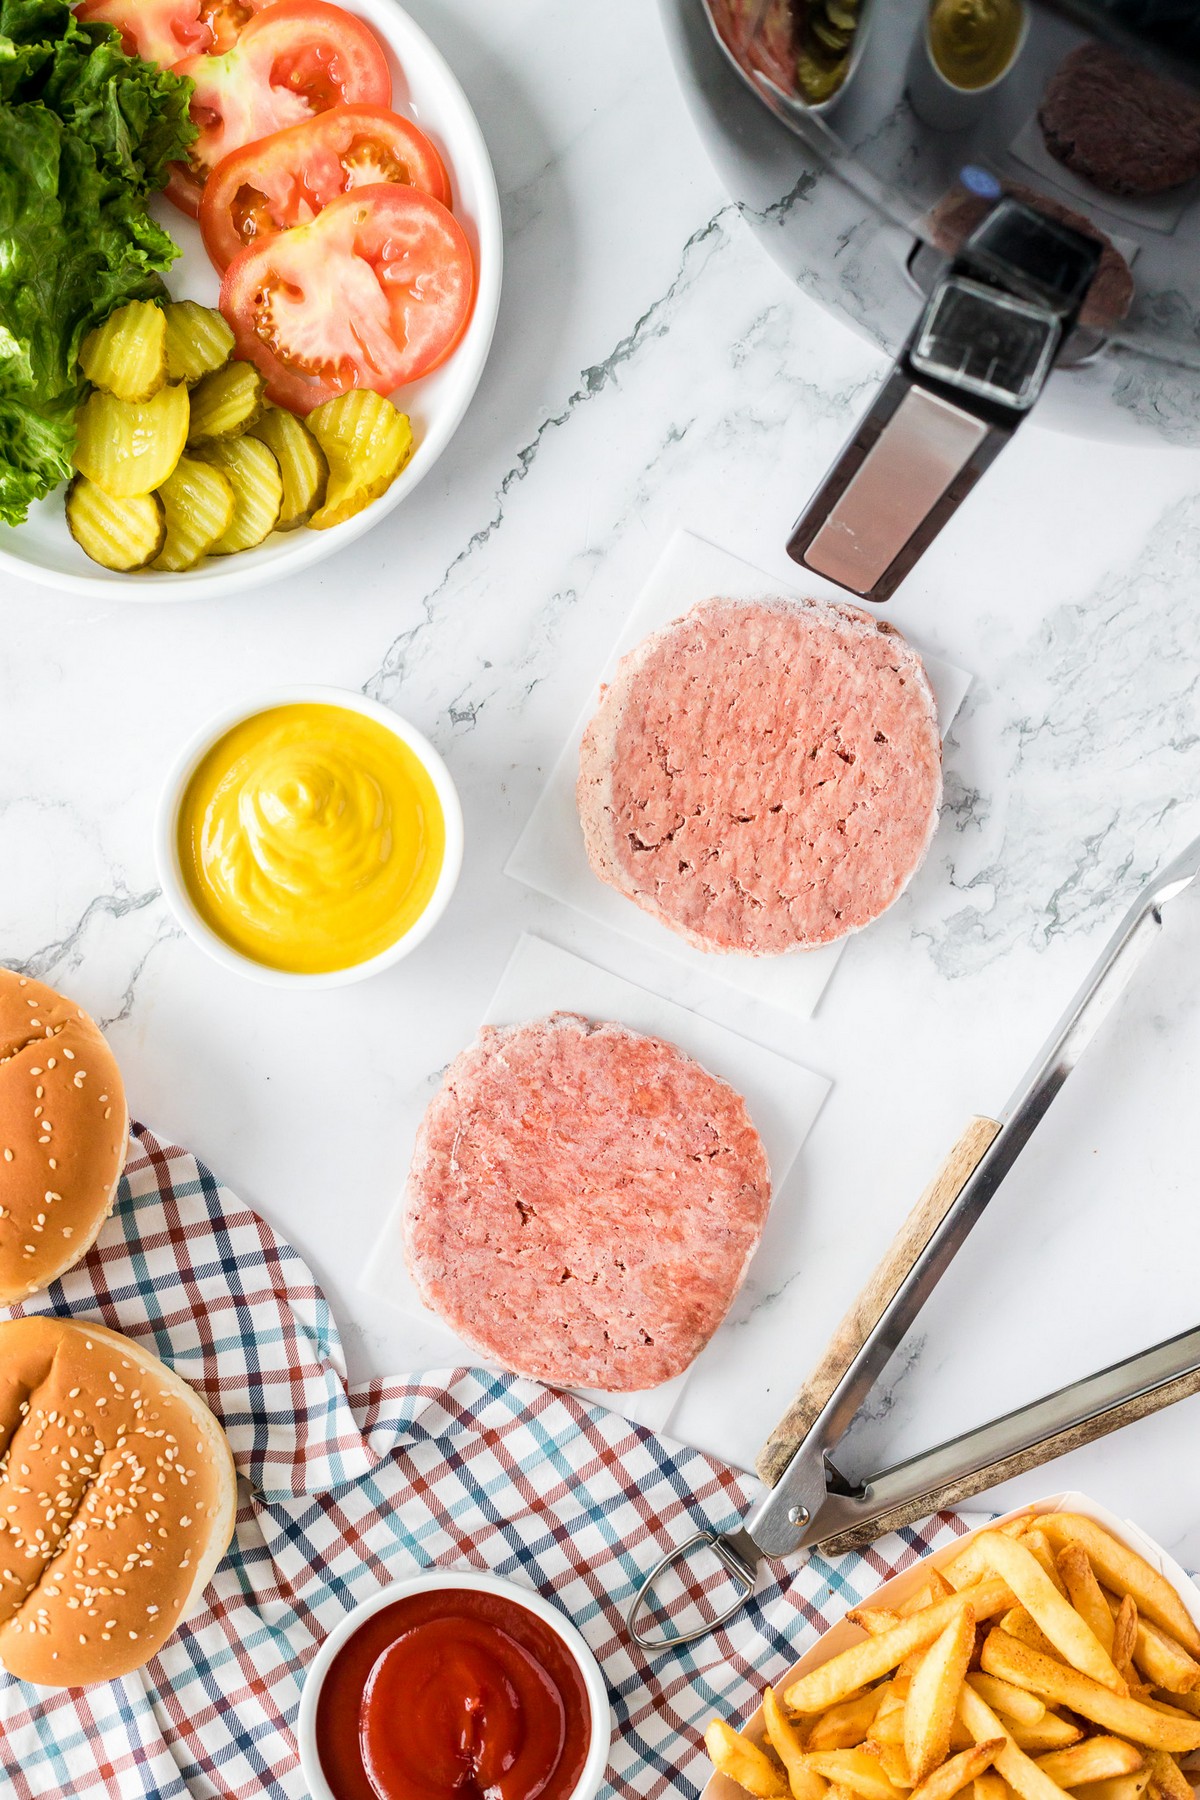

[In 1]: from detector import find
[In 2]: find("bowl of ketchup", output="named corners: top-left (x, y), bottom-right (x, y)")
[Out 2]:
top-left (297, 1570), bottom-right (612, 1800)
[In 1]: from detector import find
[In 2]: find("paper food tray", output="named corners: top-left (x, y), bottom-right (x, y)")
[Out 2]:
top-left (703, 1490), bottom-right (1200, 1800)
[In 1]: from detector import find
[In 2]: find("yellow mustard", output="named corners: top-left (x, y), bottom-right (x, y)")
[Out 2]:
top-left (928, 0), bottom-right (1024, 88)
top-left (178, 702), bottom-right (446, 974)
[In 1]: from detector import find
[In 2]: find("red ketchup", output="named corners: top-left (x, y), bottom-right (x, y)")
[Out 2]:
top-left (314, 1588), bottom-right (594, 1800)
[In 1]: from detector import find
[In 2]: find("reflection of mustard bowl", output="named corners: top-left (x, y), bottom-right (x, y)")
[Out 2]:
top-left (929, 0), bottom-right (1024, 89)
top-left (157, 688), bottom-right (463, 988)
top-left (908, 0), bottom-right (1028, 128)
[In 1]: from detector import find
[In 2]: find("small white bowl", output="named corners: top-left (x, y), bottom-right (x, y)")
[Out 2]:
top-left (156, 685), bottom-right (464, 988)
top-left (296, 1569), bottom-right (613, 1800)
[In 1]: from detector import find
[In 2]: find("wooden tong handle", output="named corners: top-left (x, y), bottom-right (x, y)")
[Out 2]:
top-left (755, 1115), bottom-right (1002, 1487)
top-left (816, 1361), bottom-right (1200, 1555)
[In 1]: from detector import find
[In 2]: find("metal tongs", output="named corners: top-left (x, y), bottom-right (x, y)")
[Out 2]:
top-left (628, 833), bottom-right (1200, 1651)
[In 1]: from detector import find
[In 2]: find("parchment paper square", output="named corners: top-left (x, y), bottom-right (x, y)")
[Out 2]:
top-left (506, 531), bottom-right (972, 1019)
top-left (361, 933), bottom-right (830, 1435)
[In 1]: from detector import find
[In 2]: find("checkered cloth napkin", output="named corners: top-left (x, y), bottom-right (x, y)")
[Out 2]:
top-left (1, 1124), bottom-right (976, 1800)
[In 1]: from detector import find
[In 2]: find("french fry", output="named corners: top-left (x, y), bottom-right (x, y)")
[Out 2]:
top-left (1115, 1604), bottom-right (1200, 1696)
top-left (1113, 1597), bottom-right (1139, 1683)
top-left (1057, 1545), bottom-right (1116, 1656)
top-left (980, 1630), bottom-right (1200, 1752)
top-left (1153, 1688), bottom-right (1200, 1721)
top-left (850, 1610), bottom-right (907, 1637)
top-left (906, 1609), bottom-right (977, 1783)
top-left (943, 1522), bottom-right (1034, 1592)
top-left (1033, 1739), bottom-right (1144, 1786)
top-left (809, 1690), bottom-right (887, 1751)
top-left (974, 1774), bottom-right (1007, 1800)
top-left (802, 1750), bottom-right (907, 1800)
top-left (1037, 1518), bottom-right (1200, 1659)
top-left (1000, 1611), bottom-right (1063, 1661)
top-left (872, 1715), bottom-right (907, 1750)
top-left (1005, 1716), bottom-right (1083, 1753)
top-left (1147, 1750), bottom-right (1195, 1800)
top-left (966, 1675), bottom-right (1047, 1726)
top-left (764, 1686), bottom-right (827, 1800)
top-left (973, 1534), bottom-right (1125, 1693)
top-left (785, 1588), bottom-right (1014, 1715)
top-left (1020, 1532), bottom-right (1069, 1598)
top-left (1071, 1770), bottom-right (1154, 1800)
top-left (706, 1718), bottom-right (788, 1797)
top-left (876, 1743), bottom-right (916, 1789)
top-left (909, 1742), bottom-right (1004, 1800)
top-left (878, 1686), bottom-right (907, 1724)
top-left (956, 1679), bottom-right (1071, 1800)
top-left (899, 1575), bottom-right (954, 1618)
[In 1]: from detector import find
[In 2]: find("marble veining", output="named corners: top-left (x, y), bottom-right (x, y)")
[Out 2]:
top-left (1, 0), bottom-right (1200, 1574)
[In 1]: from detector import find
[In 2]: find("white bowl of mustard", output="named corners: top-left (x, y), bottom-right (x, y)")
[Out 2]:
top-left (157, 687), bottom-right (463, 987)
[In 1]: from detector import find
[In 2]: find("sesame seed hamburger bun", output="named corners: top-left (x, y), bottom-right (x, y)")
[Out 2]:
top-left (0, 1316), bottom-right (237, 1687)
top-left (0, 970), bottom-right (129, 1304)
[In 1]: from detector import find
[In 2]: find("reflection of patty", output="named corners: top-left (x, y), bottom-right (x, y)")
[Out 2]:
top-left (1039, 42), bottom-right (1200, 196)
top-left (926, 183), bottom-right (1134, 328)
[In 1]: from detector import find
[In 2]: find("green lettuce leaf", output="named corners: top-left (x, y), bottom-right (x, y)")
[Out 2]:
top-left (0, 0), bottom-right (195, 526)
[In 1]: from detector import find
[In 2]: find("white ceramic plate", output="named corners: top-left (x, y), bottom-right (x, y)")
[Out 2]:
top-left (0, 0), bottom-right (502, 600)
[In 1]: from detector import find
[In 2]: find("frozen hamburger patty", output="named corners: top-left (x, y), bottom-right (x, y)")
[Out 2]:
top-left (403, 1014), bottom-right (771, 1391)
top-left (1039, 42), bottom-right (1200, 196)
top-left (577, 596), bottom-right (942, 955)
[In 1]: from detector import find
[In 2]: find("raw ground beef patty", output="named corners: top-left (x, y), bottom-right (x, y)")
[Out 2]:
top-left (576, 596), bottom-right (942, 955)
top-left (403, 1013), bottom-right (772, 1391)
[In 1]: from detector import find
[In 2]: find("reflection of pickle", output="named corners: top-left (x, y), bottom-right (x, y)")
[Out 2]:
top-left (793, 0), bottom-right (857, 103)
top-left (928, 0), bottom-right (1023, 89)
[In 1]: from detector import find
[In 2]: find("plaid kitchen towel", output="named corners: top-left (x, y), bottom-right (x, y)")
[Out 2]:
top-left (0, 1125), bottom-right (980, 1800)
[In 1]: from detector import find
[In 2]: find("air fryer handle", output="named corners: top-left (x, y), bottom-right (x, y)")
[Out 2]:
top-left (787, 196), bottom-right (1105, 603)
top-left (786, 364), bottom-right (1013, 603)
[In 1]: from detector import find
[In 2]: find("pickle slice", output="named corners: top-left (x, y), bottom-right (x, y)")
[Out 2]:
top-left (810, 15), bottom-right (852, 51)
top-left (306, 391), bottom-right (414, 531)
top-left (73, 383), bottom-right (190, 499)
top-left (247, 405), bottom-right (328, 529)
top-left (164, 301), bottom-right (235, 386)
top-left (186, 361), bottom-right (266, 443)
top-left (154, 456), bottom-right (237, 572)
top-left (66, 476), bottom-right (165, 571)
top-left (79, 300), bottom-right (167, 404)
top-left (194, 436), bottom-right (283, 552)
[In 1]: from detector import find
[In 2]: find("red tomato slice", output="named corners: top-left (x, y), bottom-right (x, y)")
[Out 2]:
top-left (199, 103), bottom-right (449, 271)
top-left (201, 0), bottom-right (280, 54)
top-left (219, 183), bottom-right (474, 411)
top-left (166, 1), bottom-right (391, 217)
top-left (74, 0), bottom-right (214, 66)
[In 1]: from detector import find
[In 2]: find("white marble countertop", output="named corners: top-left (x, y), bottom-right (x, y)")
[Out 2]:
top-left (4, 0), bottom-right (1200, 1573)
